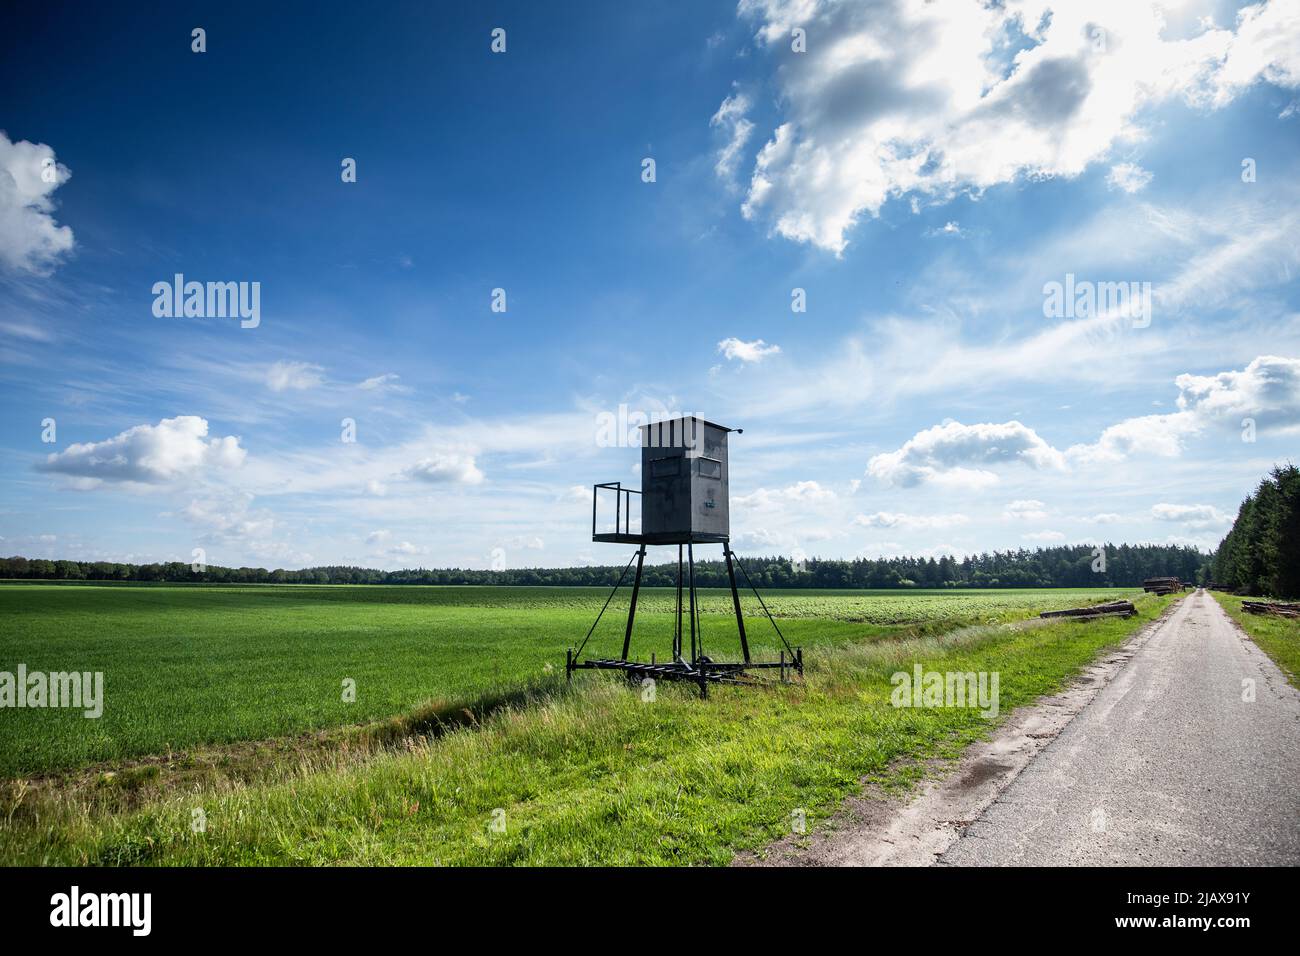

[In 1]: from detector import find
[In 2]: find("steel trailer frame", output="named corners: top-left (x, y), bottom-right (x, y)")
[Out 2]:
top-left (566, 531), bottom-right (803, 698)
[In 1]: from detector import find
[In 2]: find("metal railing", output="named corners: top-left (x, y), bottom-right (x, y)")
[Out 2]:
top-left (592, 481), bottom-right (641, 538)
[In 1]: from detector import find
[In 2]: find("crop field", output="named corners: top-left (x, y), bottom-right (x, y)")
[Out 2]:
top-left (0, 581), bottom-right (1171, 866)
top-left (0, 582), bottom-right (1141, 778)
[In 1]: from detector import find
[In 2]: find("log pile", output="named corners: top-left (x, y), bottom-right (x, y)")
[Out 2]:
top-left (1241, 601), bottom-right (1300, 619)
top-left (1040, 600), bottom-right (1137, 621)
top-left (1143, 576), bottom-right (1184, 595)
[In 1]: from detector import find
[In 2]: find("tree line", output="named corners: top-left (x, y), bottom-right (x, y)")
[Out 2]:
top-left (1, 542), bottom-right (1209, 590)
top-left (1212, 464), bottom-right (1300, 598)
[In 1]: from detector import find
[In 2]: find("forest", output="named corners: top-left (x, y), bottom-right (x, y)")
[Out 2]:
top-left (1, 542), bottom-right (1210, 590)
top-left (1212, 464), bottom-right (1300, 598)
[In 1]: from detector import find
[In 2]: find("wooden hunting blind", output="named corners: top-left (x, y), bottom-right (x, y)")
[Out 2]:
top-left (568, 416), bottom-right (802, 696)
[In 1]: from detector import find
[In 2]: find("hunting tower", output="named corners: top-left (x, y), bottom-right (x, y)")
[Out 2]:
top-left (569, 416), bottom-right (802, 696)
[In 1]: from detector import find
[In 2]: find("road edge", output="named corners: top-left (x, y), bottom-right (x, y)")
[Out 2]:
top-left (740, 596), bottom-right (1185, 867)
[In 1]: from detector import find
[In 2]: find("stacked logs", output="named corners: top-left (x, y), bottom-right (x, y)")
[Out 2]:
top-left (1040, 600), bottom-right (1137, 621)
top-left (1241, 601), bottom-right (1300, 619)
top-left (1143, 577), bottom-right (1184, 595)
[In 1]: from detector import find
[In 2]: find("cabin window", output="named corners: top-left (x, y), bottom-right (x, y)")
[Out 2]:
top-left (650, 457), bottom-right (680, 478)
top-left (697, 457), bottom-right (722, 480)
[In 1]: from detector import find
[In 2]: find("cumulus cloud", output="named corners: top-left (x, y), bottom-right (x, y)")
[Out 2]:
top-left (1151, 502), bottom-right (1229, 530)
top-left (1068, 355), bottom-right (1300, 463)
top-left (404, 452), bottom-right (484, 485)
top-left (0, 130), bottom-right (75, 274)
top-left (873, 357), bottom-right (1300, 487)
top-left (1174, 354), bottom-right (1300, 428)
top-left (1022, 530), bottom-right (1066, 542)
top-left (718, 336), bottom-right (781, 363)
top-left (1003, 499), bottom-right (1048, 520)
top-left (1066, 411), bottom-right (1193, 464)
top-left (1107, 162), bottom-right (1153, 193)
top-left (867, 420), bottom-right (1066, 487)
top-left (731, 0), bottom-right (1300, 253)
top-left (38, 416), bottom-right (245, 486)
top-left (853, 511), bottom-right (970, 530)
top-left (734, 480), bottom-right (835, 510)
top-left (267, 361), bottom-right (324, 392)
top-left (0, 131), bottom-right (75, 274)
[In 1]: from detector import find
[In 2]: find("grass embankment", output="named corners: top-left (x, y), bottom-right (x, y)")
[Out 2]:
top-left (0, 583), bottom-right (1139, 776)
top-left (1209, 592), bottom-right (1300, 688)
top-left (0, 591), bottom-right (1172, 866)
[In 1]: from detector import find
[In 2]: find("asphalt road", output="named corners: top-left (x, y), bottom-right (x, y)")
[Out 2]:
top-left (941, 590), bottom-right (1300, 865)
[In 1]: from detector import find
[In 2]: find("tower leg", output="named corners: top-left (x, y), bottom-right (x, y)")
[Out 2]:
top-left (724, 545), bottom-right (751, 664)
top-left (620, 545), bottom-right (646, 661)
top-left (674, 544), bottom-right (684, 662)
top-left (688, 543), bottom-right (698, 665)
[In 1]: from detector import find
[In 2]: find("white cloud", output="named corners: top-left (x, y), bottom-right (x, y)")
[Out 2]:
top-left (1066, 411), bottom-right (1194, 464)
top-left (1174, 354), bottom-right (1300, 428)
top-left (1022, 530), bottom-right (1066, 542)
top-left (732, 0), bottom-right (1300, 253)
top-left (1068, 355), bottom-right (1300, 463)
top-left (710, 91), bottom-right (755, 185)
top-left (718, 336), bottom-right (781, 363)
top-left (924, 220), bottom-right (965, 238)
top-left (1151, 502), bottom-right (1229, 530)
top-left (1106, 162), bottom-right (1153, 193)
top-left (182, 494), bottom-right (275, 540)
top-left (1082, 512), bottom-right (1123, 524)
top-left (0, 131), bottom-right (74, 274)
top-left (267, 361), bottom-right (324, 392)
top-left (404, 452), bottom-right (484, 485)
top-left (867, 420), bottom-right (1066, 487)
top-left (358, 373), bottom-right (408, 393)
top-left (734, 480), bottom-right (835, 510)
top-left (1209, 0), bottom-right (1300, 106)
top-left (731, 527), bottom-right (795, 552)
top-left (853, 511), bottom-right (970, 530)
top-left (1002, 499), bottom-right (1048, 520)
top-left (39, 416), bottom-right (245, 486)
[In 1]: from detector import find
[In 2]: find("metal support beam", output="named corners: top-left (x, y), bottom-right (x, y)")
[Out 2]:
top-left (687, 543), bottom-right (698, 664)
top-left (673, 544), bottom-right (684, 661)
top-left (620, 545), bottom-right (646, 661)
top-left (724, 545), bottom-right (751, 664)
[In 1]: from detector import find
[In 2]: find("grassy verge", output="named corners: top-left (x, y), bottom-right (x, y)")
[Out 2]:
top-left (1209, 592), bottom-right (1300, 688)
top-left (0, 594), bottom-right (1172, 866)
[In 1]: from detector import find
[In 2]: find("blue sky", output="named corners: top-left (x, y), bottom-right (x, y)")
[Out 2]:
top-left (2, 0), bottom-right (1299, 570)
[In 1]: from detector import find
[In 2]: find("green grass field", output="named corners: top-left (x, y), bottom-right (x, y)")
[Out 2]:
top-left (0, 582), bottom-right (1140, 777)
top-left (0, 582), bottom-right (1167, 866)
